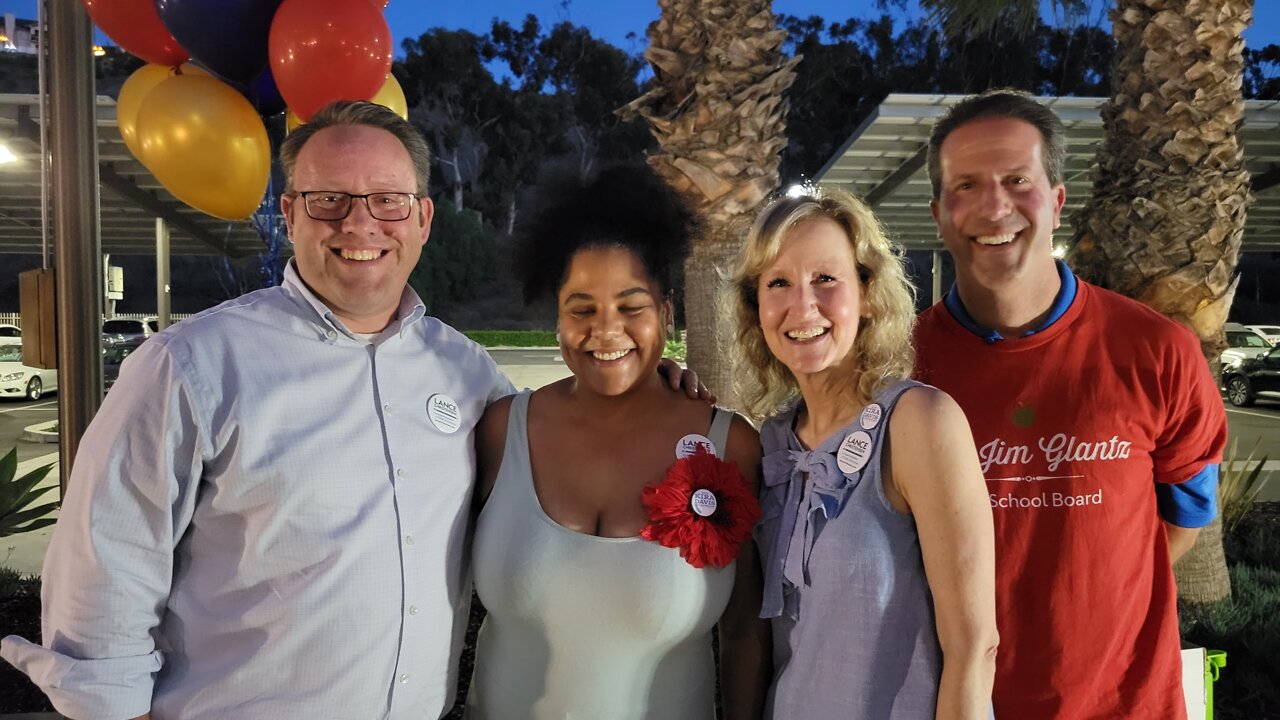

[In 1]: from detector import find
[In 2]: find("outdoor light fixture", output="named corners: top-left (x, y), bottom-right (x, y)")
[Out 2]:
top-left (0, 143), bottom-right (17, 164)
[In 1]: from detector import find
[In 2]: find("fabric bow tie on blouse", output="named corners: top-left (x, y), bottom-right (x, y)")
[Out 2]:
top-left (760, 446), bottom-right (862, 619)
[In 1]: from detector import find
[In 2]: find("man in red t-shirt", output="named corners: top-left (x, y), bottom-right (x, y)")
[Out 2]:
top-left (913, 89), bottom-right (1227, 720)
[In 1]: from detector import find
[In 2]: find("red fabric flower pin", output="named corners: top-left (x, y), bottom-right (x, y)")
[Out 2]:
top-left (640, 448), bottom-right (762, 569)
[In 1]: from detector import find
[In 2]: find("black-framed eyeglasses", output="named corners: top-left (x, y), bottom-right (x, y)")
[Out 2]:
top-left (294, 191), bottom-right (420, 222)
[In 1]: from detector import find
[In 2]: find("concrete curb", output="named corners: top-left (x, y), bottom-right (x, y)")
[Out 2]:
top-left (20, 421), bottom-right (57, 444)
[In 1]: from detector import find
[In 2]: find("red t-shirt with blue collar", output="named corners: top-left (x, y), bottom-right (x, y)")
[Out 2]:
top-left (914, 271), bottom-right (1226, 720)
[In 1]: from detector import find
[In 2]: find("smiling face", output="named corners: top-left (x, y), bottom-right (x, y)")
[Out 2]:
top-left (757, 217), bottom-right (865, 379)
top-left (282, 125), bottom-right (434, 333)
top-left (930, 115), bottom-right (1065, 295)
top-left (557, 246), bottom-right (670, 398)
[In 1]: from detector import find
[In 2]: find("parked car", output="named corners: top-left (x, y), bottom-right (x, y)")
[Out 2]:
top-left (0, 323), bottom-right (20, 339)
top-left (103, 337), bottom-right (146, 393)
top-left (102, 317), bottom-right (158, 344)
top-left (1220, 322), bottom-right (1273, 373)
top-left (1247, 324), bottom-right (1280, 346)
top-left (1223, 345), bottom-right (1280, 407)
top-left (0, 340), bottom-right (57, 401)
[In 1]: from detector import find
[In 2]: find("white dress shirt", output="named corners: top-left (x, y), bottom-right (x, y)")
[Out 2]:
top-left (1, 263), bottom-right (514, 719)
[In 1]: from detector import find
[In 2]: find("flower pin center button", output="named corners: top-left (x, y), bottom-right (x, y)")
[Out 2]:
top-left (427, 394), bottom-right (462, 434)
top-left (859, 403), bottom-right (883, 430)
top-left (836, 430), bottom-right (874, 474)
top-left (690, 489), bottom-right (718, 517)
top-left (676, 433), bottom-right (718, 459)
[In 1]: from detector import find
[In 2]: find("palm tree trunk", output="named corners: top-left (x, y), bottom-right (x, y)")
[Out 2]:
top-left (1068, 0), bottom-right (1254, 605)
top-left (620, 0), bottom-right (798, 406)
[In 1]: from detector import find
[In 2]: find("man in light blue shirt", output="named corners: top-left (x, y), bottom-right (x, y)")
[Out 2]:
top-left (0, 101), bottom-right (623, 719)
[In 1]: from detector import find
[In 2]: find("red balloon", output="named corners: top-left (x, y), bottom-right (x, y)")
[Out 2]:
top-left (80, 0), bottom-right (188, 66)
top-left (269, 0), bottom-right (393, 121)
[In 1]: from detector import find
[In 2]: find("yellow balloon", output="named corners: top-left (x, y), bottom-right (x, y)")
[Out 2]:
top-left (370, 74), bottom-right (408, 119)
top-left (117, 63), bottom-right (208, 164)
top-left (136, 75), bottom-right (270, 220)
top-left (284, 74), bottom-right (406, 135)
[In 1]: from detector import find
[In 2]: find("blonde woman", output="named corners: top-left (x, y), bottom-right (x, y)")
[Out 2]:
top-left (731, 187), bottom-right (997, 719)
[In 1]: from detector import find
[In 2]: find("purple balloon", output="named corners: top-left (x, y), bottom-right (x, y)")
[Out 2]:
top-left (249, 66), bottom-right (287, 116)
top-left (154, 0), bottom-right (285, 85)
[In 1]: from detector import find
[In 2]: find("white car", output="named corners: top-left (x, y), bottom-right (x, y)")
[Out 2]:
top-left (1247, 324), bottom-right (1280, 346)
top-left (0, 323), bottom-right (20, 339)
top-left (0, 341), bottom-right (57, 401)
top-left (102, 317), bottom-right (159, 344)
top-left (1220, 323), bottom-right (1273, 373)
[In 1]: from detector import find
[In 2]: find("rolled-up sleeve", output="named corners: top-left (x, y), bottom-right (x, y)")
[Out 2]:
top-left (1, 338), bottom-right (205, 719)
top-left (1155, 464), bottom-right (1218, 528)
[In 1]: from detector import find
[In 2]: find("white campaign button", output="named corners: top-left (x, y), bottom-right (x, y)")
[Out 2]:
top-left (859, 403), bottom-right (883, 430)
top-left (836, 430), bottom-right (874, 474)
top-left (427, 393), bottom-right (462, 434)
top-left (690, 489), bottom-right (718, 517)
top-left (675, 433), bottom-right (718, 459)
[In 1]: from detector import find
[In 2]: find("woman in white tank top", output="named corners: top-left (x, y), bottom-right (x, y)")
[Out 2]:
top-left (467, 165), bottom-right (770, 719)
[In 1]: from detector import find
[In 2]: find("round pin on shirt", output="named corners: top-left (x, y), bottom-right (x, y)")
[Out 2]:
top-left (836, 430), bottom-right (874, 474)
top-left (427, 393), bottom-right (462, 434)
top-left (859, 403), bottom-right (883, 430)
top-left (676, 434), bottom-right (718, 459)
top-left (691, 489), bottom-right (718, 517)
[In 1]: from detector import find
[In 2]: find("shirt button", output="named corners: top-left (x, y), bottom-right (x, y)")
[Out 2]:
top-left (399, 674), bottom-right (409, 684)
top-left (409, 605), bottom-right (419, 615)
top-left (325, 330), bottom-right (336, 340)
top-left (396, 468), bottom-right (405, 477)
top-left (404, 535), bottom-right (414, 545)
top-left (383, 403), bottom-right (392, 413)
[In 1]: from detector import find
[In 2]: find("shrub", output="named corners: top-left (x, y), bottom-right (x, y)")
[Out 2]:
top-left (1182, 507), bottom-right (1280, 719)
top-left (0, 448), bottom-right (58, 538)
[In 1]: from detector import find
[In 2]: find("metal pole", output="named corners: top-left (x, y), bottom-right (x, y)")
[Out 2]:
top-left (36, 0), bottom-right (51, 270)
top-left (932, 250), bottom-right (943, 305)
top-left (156, 217), bottom-right (171, 329)
top-left (48, 0), bottom-right (102, 495)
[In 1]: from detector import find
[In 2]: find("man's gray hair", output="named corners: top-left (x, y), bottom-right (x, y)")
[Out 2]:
top-left (279, 100), bottom-right (431, 195)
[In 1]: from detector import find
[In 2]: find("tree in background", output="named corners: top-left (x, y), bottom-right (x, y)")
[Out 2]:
top-left (397, 18), bottom-right (651, 236)
top-left (621, 0), bottom-right (799, 403)
top-left (778, 10), bottom-right (1113, 180)
top-left (408, 198), bottom-right (498, 318)
top-left (399, 29), bottom-right (501, 212)
top-left (485, 17), bottom-right (651, 179)
top-left (1067, 0), bottom-right (1254, 605)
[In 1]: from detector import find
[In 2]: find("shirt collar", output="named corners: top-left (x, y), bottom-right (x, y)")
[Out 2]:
top-left (282, 259), bottom-right (427, 340)
top-left (944, 259), bottom-right (1077, 343)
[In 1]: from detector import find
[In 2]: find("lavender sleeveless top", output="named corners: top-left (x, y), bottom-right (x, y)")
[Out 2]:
top-left (757, 379), bottom-right (941, 718)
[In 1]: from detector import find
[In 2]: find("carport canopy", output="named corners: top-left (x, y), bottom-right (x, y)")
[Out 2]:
top-left (0, 92), bottom-right (268, 258)
top-left (814, 94), bottom-right (1280, 252)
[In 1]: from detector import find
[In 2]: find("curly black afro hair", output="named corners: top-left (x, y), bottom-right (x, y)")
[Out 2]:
top-left (512, 163), bottom-right (698, 304)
